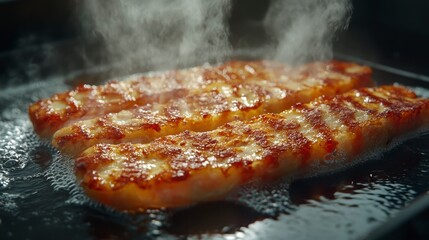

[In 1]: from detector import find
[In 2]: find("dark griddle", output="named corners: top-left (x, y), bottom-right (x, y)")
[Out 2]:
top-left (1, 50), bottom-right (429, 239)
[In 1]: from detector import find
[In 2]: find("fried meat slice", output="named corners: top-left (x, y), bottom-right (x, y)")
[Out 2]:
top-left (28, 64), bottom-right (207, 138)
top-left (29, 61), bottom-right (371, 138)
top-left (75, 86), bottom-right (429, 211)
top-left (53, 61), bottom-right (373, 155)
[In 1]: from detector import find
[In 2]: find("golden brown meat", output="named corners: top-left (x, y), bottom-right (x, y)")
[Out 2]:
top-left (29, 61), bottom-right (372, 139)
top-left (52, 61), bottom-right (373, 156)
top-left (75, 86), bottom-right (429, 211)
top-left (28, 64), bottom-right (207, 138)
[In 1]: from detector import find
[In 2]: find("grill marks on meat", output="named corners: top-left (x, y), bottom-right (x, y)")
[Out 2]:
top-left (75, 86), bottom-right (429, 210)
top-left (29, 61), bottom-right (372, 138)
top-left (50, 61), bottom-right (373, 156)
top-left (30, 60), bottom-right (285, 138)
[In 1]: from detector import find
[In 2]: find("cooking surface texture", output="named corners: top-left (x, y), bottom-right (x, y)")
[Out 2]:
top-left (1, 68), bottom-right (429, 239)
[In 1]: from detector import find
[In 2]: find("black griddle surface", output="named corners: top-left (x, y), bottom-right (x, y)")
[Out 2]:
top-left (1, 58), bottom-right (429, 240)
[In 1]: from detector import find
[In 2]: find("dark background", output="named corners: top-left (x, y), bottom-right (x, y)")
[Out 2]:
top-left (1, 1), bottom-right (429, 239)
top-left (1, 0), bottom-right (428, 84)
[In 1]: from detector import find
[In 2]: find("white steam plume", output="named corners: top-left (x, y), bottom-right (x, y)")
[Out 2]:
top-left (80, 0), bottom-right (231, 69)
top-left (264, 0), bottom-right (351, 64)
top-left (79, 0), bottom-right (351, 69)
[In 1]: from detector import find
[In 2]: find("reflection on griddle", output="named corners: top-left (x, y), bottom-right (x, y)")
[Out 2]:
top-left (289, 144), bottom-right (423, 205)
top-left (85, 209), bottom-right (134, 240)
top-left (165, 201), bottom-right (267, 235)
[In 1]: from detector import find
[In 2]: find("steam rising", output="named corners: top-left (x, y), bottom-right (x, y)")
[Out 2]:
top-left (264, 0), bottom-right (351, 63)
top-left (80, 0), bottom-right (350, 68)
top-left (81, 0), bottom-right (231, 69)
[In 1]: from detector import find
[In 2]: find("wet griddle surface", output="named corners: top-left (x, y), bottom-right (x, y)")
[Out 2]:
top-left (1, 65), bottom-right (429, 240)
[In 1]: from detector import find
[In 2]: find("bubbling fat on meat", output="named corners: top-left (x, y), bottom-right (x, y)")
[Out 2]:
top-left (29, 61), bottom-right (371, 139)
top-left (51, 61), bottom-right (373, 156)
top-left (75, 86), bottom-right (429, 211)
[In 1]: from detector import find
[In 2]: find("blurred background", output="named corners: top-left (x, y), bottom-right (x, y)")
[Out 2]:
top-left (1, 0), bottom-right (429, 87)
